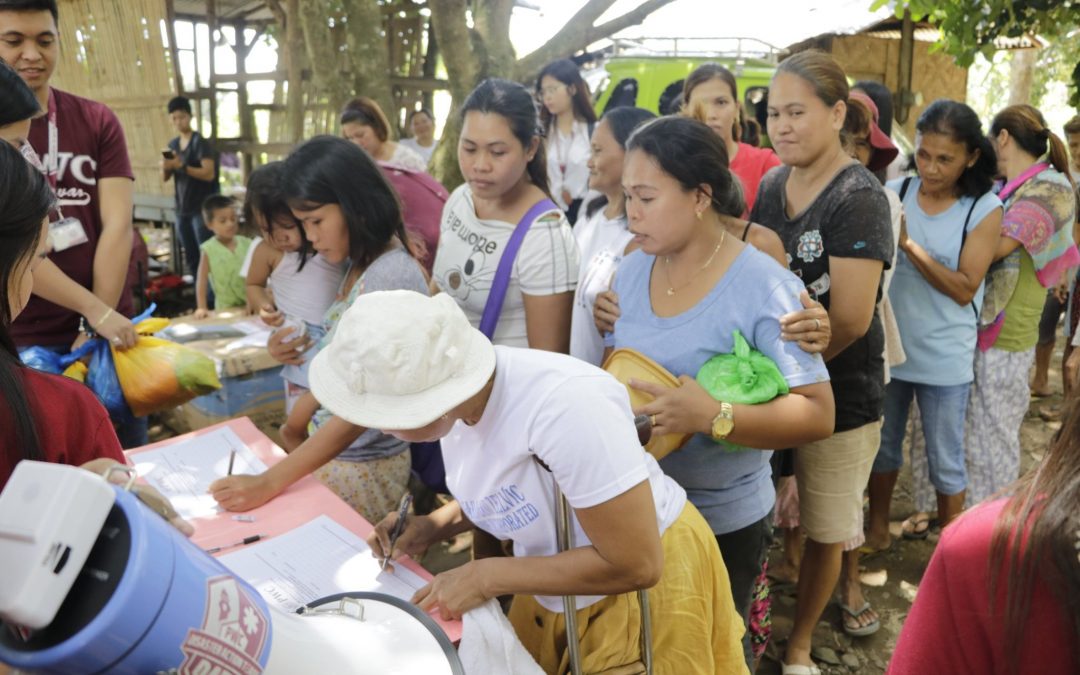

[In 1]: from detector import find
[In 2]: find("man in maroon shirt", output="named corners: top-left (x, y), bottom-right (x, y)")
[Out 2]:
top-left (1, 0), bottom-right (145, 444)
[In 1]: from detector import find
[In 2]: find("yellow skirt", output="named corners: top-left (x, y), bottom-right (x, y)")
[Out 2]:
top-left (507, 502), bottom-right (748, 675)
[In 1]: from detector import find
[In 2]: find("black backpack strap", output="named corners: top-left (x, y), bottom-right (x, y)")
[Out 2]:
top-left (898, 176), bottom-right (913, 201)
top-left (960, 195), bottom-right (981, 319)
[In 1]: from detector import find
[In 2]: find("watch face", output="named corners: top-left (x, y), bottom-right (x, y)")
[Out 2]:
top-left (713, 416), bottom-right (734, 437)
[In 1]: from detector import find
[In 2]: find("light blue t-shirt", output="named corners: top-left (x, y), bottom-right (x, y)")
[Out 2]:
top-left (606, 245), bottom-right (830, 535)
top-left (886, 177), bottom-right (1002, 386)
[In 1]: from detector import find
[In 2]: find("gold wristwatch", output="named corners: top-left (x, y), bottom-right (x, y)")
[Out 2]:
top-left (710, 402), bottom-right (734, 440)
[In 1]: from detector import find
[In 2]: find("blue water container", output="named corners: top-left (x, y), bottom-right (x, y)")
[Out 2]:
top-left (0, 486), bottom-right (273, 674)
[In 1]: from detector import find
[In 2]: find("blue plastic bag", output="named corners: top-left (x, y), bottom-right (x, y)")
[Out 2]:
top-left (19, 346), bottom-right (65, 374)
top-left (61, 338), bottom-right (134, 426)
top-left (54, 304), bottom-right (158, 426)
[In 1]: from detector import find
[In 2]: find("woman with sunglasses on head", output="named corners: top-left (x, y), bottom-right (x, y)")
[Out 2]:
top-left (536, 58), bottom-right (598, 224)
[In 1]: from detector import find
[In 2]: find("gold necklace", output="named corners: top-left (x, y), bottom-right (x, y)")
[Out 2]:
top-left (664, 229), bottom-right (726, 296)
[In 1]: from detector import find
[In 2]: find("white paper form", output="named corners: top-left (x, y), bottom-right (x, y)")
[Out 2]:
top-left (131, 426), bottom-right (268, 520)
top-left (218, 514), bottom-right (429, 612)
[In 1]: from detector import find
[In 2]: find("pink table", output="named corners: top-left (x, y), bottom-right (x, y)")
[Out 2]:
top-left (126, 417), bottom-right (462, 642)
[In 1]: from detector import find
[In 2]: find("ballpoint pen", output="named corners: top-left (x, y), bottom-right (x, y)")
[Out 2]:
top-left (382, 492), bottom-right (413, 571)
top-left (205, 534), bottom-right (265, 555)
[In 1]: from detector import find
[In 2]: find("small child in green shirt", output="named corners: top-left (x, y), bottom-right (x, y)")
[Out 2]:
top-left (195, 194), bottom-right (252, 319)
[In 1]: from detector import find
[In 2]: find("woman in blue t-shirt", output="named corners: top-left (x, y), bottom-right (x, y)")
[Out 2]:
top-left (866, 100), bottom-right (1002, 550)
top-left (605, 115), bottom-right (835, 670)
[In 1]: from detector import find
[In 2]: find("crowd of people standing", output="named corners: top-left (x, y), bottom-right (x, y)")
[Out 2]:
top-left (1, 0), bottom-right (1079, 671)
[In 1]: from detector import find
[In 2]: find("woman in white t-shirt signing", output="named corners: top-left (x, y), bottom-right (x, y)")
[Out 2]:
top-left (309, 290), bottom-right (748, 674)
top-left (570, 106), bottom-right (655, 365)
top-left (537, 59), bottom-right (597, 224)
top-left (432, 78), bottom-right (578, 352)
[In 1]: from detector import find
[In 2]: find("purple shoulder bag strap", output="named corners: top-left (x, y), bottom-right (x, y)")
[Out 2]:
top-left (478, 198), bottom-right (558, 339)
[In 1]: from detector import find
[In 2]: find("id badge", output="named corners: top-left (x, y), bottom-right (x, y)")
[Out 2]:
top-left (49, 216), bottom-right (89, 252)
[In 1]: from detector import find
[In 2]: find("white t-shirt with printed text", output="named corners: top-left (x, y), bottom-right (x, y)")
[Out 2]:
top-left (433, 185), bottom-right (579, 346)
top-left (442, 346), bottom-right (687, 612)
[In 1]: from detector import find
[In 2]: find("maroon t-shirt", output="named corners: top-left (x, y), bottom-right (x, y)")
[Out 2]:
top-left (1, 366), bottom-right (125, 490)
top-left (12, 87), bottom-right (136, 348)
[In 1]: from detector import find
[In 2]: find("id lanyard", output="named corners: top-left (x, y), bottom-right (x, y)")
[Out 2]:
top-left (45, 87), bottom-right (59, 190)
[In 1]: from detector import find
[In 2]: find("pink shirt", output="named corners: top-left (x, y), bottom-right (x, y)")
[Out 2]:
top-left (887, 499), bottom-right (1079, 674)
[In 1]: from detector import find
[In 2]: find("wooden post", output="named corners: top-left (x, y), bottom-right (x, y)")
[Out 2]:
top-left (895, 9), bottom-right (915, 125)
top-left (207, 0), bottom-right (219, 140)
top-left (164, 0), bottom-right (183, 94)
top-left (285, 0), bottom-right (303, 143)
top-left (234, 20), bottom-right (254, 177)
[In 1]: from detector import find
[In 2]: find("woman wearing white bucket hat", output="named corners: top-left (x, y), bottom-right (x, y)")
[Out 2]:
top-left (309, 289), bottom-right (749, 674)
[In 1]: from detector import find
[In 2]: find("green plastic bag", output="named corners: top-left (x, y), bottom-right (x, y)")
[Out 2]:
top-left (696, 330), bottom-right (790, 452)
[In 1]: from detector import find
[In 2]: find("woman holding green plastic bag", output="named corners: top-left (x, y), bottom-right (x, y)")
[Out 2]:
top-left (603, 116), bottom-right (835, 670)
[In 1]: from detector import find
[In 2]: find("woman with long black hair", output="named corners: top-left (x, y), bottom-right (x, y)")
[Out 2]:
top-left (536, 58), bottom-right (598, 223)
top-left (0, 140), bottom-right (124, 486)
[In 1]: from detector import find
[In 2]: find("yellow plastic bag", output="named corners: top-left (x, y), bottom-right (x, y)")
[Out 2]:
top-left (62, 361), bottom-right (88, 383)
top-left (111, 316), bottom-right (221, 417)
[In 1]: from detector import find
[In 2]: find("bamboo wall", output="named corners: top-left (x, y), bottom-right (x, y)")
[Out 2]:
top-left (51, 0), bottom-right (175, 197)
top-left (828, 34), bottom-right (969, 140)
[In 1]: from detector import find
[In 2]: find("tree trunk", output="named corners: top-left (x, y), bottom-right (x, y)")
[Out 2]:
top-left (298, 1), bottom-right (353, 115)
top-left (342, 0), bottom-right (395, 128)
top-left (284, 0), bottom-right (304, 143)
top-left (426, 0), bottom-right (679, 188)
top-left (1008, 48), bottom-right (1037, 106)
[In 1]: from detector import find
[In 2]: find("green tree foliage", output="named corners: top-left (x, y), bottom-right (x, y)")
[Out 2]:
top-left (874, 0), bottom-right (1080, 105)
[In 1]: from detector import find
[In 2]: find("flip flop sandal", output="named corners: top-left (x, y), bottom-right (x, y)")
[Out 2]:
top-left (839, 600), bottom-right (881, 637)
top-left (901, 514), bottom-right (931, 540)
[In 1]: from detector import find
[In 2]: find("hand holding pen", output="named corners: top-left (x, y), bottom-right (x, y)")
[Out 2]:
top-left (381, 493), bottom-right (413, 571)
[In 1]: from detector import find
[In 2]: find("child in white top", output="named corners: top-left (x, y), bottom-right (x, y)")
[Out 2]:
top-left (242, 163), bottom-right (346, 411)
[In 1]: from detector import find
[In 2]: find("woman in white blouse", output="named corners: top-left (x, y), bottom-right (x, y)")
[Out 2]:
top-left (536, 59), bottom-right (597, 224)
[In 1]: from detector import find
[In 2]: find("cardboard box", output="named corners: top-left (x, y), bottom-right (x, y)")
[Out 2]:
top-left (157, 312), bottom-right (285, 440)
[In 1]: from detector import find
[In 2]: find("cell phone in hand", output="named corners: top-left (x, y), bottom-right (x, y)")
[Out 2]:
top-left (162, 149), bottom-right (176, 159)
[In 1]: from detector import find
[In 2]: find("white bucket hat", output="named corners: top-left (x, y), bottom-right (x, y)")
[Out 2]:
top-left (309, 290), bottom-right (496, 430)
